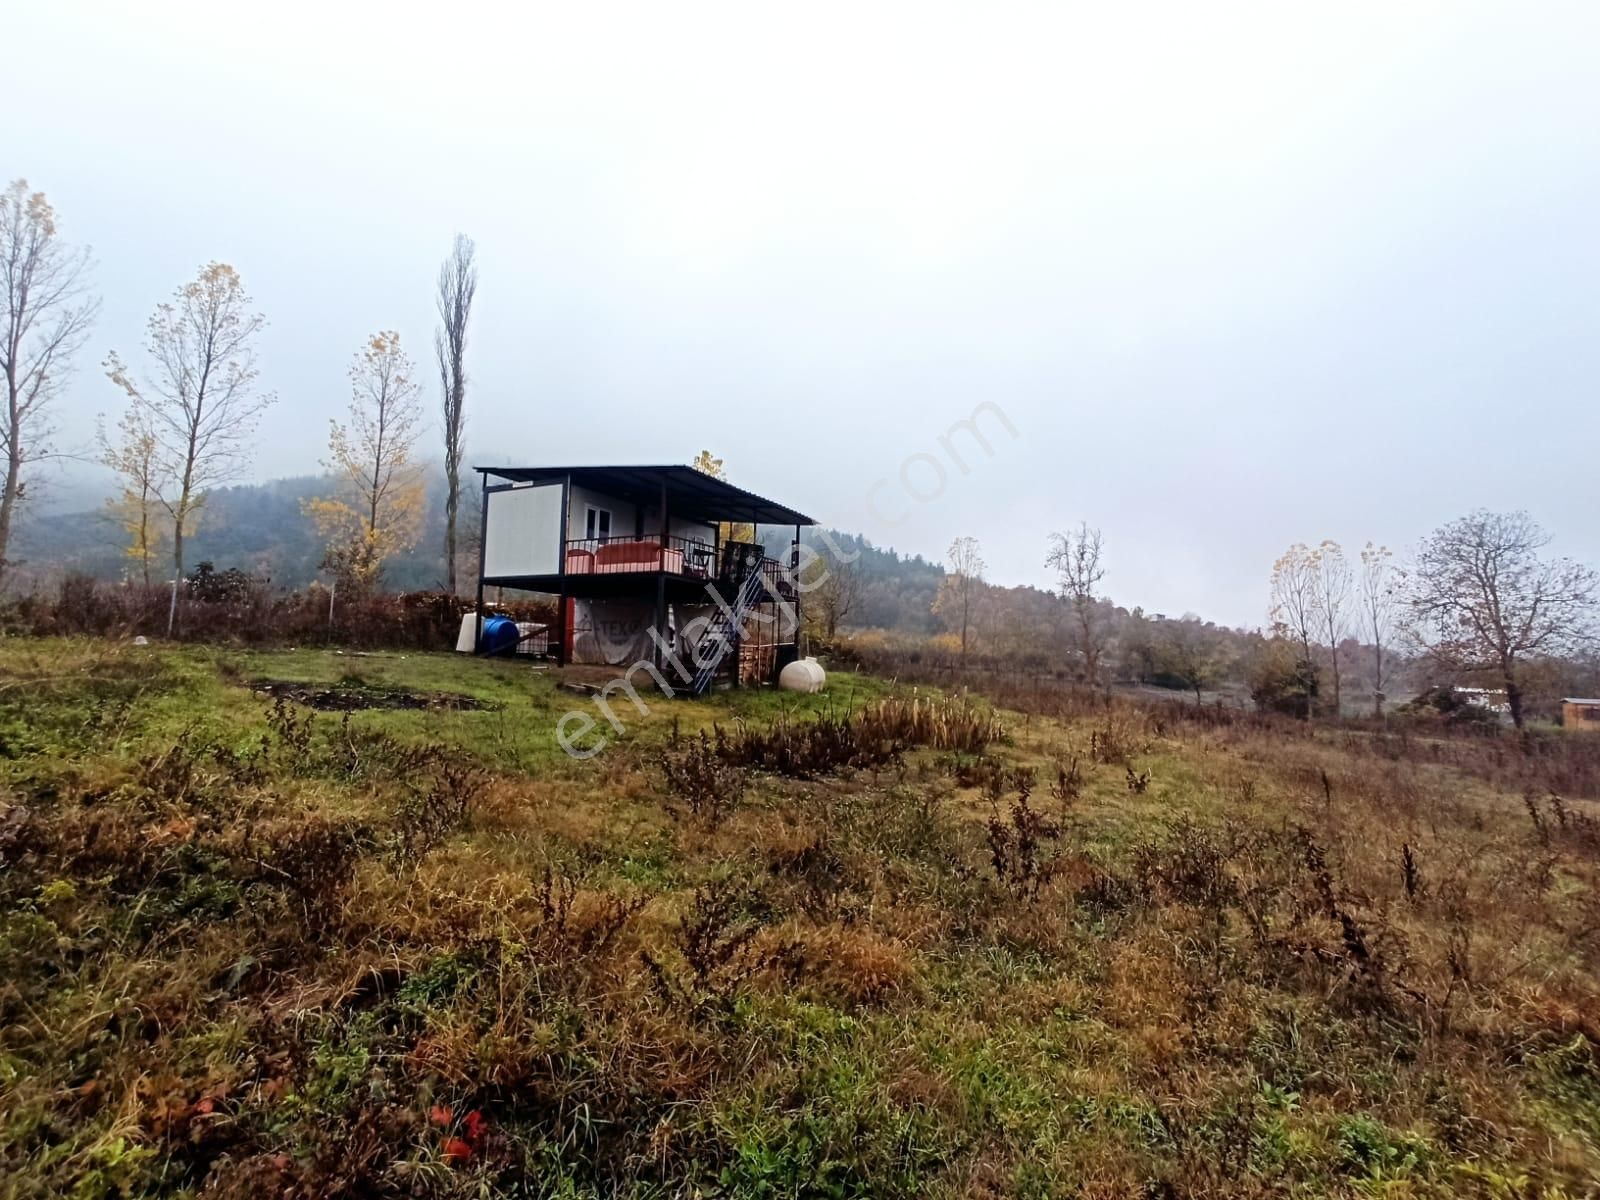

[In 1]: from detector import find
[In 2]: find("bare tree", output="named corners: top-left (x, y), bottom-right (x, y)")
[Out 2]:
top-left (813, 557), bottom-right (861, 639)
top-left (0, 180), bottom-right (97, 587)
top-left (1269, 543), bottom-right (1319, 718)
top-left (1406, 510), bottom-right (1598, 728)
top-left (1046, 522), bottom-right (1106, 685)
top-left (1358, 542), bottom-right (1401, 717)
top-left (105, 262), bottom-right (273, 622)
top-left (305, 332), bottom-right (426, 592)
top-left (1311, 540), bottom-right (1352, 716)
top-left (933, 535), bottom-right (985, 662)
top-left (435, 234), bottom-right (478, 594)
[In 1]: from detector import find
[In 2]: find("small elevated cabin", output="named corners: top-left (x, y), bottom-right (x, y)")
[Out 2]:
top-left (1563, 698), bottom-right (1600, 730)
top-left (473, 465), bottom-right (816, 695)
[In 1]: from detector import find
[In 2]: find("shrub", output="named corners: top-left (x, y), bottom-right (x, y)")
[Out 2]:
top-left (1132, 818), bottom-right (1237, 910)
top-left (717, 692), bottom-right (1003, 780)
top-left (857, 691), bottom-right (1004, 754)
top-left (986, 776), bottom-right (1062, 900)
top-left (390, 757), bottom-right (486, 863)
top-left (642, 881), bottom-right (801, 1013)
top-left (1089, 714), bottom-right (1149, 764)
top-left (536, 865), bottom-right (651, 955)
top-left (0, 578), bottom-right (556, 651)
top-left (659, 728), bottom-right (747, 825)
top-left (1247, 644), bottom-right (1320, 718)
top-left (185, 561), bottom-right (259, 604)
top-left (765, 832), bottom-right (852, 919)
top-left (1400, 686), bottom-right (1503, 728)
top-left (718, 710), bottom-right (902, 778)
top-left (258, 815), bottom-right (368, 921)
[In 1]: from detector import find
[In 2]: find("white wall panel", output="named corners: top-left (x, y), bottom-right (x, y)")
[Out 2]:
top-left (568, 485), bottom-right (639, 540)
top-left (483, 483), bottom-right (562, 578)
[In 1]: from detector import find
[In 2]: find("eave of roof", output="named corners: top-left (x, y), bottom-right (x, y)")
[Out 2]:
top-left (473, 464), bottom-right (816, 526)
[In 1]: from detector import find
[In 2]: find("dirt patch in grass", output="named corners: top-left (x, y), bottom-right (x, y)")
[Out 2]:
top-left (248, 678), bottom-right (499, 712)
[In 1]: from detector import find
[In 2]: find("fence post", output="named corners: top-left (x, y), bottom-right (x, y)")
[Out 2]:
top-left (166, 576), bottom-right (179, 637)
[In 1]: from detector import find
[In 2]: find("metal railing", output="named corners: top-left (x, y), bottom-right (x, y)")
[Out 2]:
top-left (561, 533), bottom-right (716, 577)
top-left (560, 535), bottom-right (796, 598)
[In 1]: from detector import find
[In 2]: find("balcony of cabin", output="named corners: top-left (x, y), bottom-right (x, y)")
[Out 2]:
top-left (560, 533), bottom-right (797, 600)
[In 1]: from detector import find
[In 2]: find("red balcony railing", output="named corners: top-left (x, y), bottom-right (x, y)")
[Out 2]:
top-left (563, 533), bottom-right (713, 577)
top-left (560, 534), bottom-right (796, 598)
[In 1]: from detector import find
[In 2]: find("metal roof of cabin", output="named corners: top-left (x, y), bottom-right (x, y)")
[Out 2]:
top-left (474, 464), bottom-right (816, 527)
top-left (1564, 698), bottom-right (1600, 706)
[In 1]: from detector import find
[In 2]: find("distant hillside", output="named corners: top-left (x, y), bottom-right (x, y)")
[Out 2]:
top-left (13, 474), bottom-right (455, 592)
top-left (761, 529), bottom-right (945, 634)
top-left (14, 478), bottom-right (940, 620)
top-left (15, 472), bottom-right (1440, 709)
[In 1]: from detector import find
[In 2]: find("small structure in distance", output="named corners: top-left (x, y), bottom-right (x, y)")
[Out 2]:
top-left (472, 464), bottom-right (816, 696)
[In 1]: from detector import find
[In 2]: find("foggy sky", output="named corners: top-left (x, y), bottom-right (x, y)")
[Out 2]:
top-left (12, 1), bottom-right (1600, 627)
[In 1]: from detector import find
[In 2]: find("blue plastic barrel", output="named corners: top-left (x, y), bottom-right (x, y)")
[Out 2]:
top-left (479, 615), bottom-right (521, 656)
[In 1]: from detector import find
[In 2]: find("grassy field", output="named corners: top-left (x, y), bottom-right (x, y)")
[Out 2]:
top-left (1, 638), bottom-right (1598, 1198)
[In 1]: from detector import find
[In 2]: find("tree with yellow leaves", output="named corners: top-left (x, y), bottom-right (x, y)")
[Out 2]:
top-left (98, 408), bottom-right (166, 586)
top-left (305, 332), bottom-right (426, 593)
top-left (690, 448), bottom-right (753, 545)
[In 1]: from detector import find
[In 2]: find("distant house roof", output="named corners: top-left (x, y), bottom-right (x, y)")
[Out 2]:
top-left (1564, 698), bottom-right (1600, 706)
top-left (475, 464), bottom-right (816, 527)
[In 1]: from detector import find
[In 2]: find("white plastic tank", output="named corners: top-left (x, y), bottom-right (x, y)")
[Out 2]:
top-left (778, 656), bottom-right (826, 693)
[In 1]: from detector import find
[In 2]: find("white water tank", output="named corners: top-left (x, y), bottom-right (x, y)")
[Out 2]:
top-left (778, 657), bottom-right (826, 693)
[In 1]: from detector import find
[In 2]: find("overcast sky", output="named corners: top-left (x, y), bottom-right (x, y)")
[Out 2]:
top-left (13, 1), bottom-right (1600, 626)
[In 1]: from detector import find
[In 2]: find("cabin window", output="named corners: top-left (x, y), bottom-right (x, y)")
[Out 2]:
top-left (584, 506), bottom-right (613, 541)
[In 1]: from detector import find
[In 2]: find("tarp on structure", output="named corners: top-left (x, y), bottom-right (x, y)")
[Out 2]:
top-left (571, 593), bottom-right (800, 672)
top-left (571, 599), bottom-right (659, 666)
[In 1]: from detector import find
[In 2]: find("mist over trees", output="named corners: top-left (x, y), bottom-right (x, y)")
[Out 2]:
top-left (3, 174), bottom-right (1596, 725)
top-left (19, 471), bottom-right (460, 592)
top-left (16, 462), bottom-right (1600, 721)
